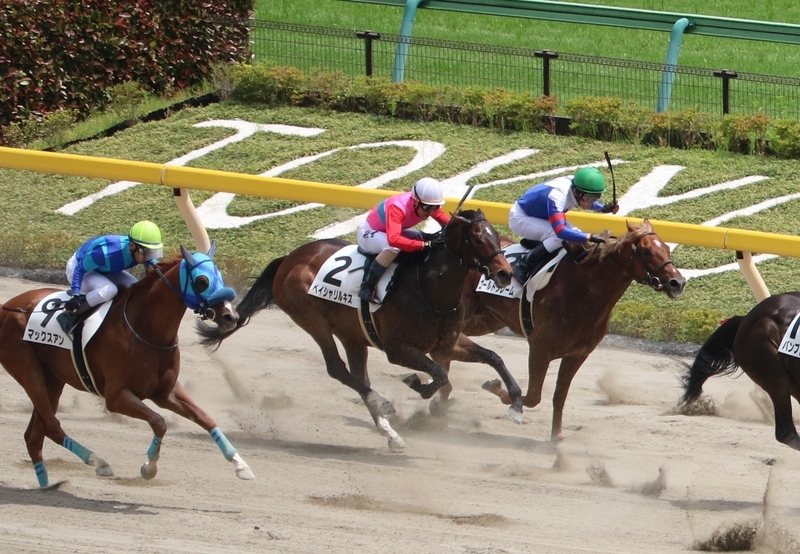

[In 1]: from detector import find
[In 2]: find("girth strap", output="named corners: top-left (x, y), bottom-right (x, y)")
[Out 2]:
top-left (358, 300), bottom-right (384, 350)
top-left (69, 321), bottom-right (100, 396)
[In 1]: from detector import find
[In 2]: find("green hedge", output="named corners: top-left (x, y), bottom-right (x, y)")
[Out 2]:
top-left (0, 0), bottom-right (253, 137)
top-left (225, 61), bottom-right (800, 160)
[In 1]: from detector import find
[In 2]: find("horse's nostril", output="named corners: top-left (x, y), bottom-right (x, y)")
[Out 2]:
top-left (223, 312), bottom-right (237, 323)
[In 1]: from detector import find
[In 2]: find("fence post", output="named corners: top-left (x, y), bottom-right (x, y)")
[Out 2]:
top-left (534, 50), bottom-right (559, 96)
top-left (713, 69), bottom-right (738, 115)
top-left (356, 31), bottom-right (381, 77)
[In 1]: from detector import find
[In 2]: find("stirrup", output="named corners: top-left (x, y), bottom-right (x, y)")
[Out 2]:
top-left (359, 288), bottom-right (381, 304)
top-left (56, 312), bottom-right (77, 335)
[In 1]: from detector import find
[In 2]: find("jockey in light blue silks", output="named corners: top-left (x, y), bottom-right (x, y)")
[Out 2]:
top-left (57, 220), bottom-right (164, 334)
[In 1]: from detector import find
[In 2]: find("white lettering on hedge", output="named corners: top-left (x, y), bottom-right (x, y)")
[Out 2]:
top-left (56, 120), bottom-right (325, 215)
top-left (198, 140), bottom-right (446, 229)
top-left (55, 118), bottom-right (784, 281)
top-left (314, 148), bottom-right (539, 238)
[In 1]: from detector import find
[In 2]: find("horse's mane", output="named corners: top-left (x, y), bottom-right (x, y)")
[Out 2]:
top-left (128, 255), bottom-right (182, 292)
top-left (583, 220), bottom-right (655, 264)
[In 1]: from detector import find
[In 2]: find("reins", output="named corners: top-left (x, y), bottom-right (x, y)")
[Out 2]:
top-left (417, 214), bottom-right (504, 313)
top-left (122, 294), bottom-right (179, 350)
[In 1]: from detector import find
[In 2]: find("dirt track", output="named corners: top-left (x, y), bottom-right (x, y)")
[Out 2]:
top-left (0, 274), bottom-right (799, 554)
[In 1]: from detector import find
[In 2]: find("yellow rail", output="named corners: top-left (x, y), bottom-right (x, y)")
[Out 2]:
top-left (3, 146), bottom-right (800, 258)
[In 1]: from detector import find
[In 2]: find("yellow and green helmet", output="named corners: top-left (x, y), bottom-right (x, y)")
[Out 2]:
top-left (129, 220), bottom-right (164, 260)
top-left (572, 167), bottom-right (606, 194)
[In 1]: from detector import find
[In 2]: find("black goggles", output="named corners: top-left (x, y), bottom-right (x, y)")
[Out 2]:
top-left (418, 202), bottom-right (437, 212)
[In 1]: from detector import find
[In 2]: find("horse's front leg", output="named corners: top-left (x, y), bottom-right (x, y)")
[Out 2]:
top-left (551, 355), bottom-right (589, 441)
top-left (150, 381), bottom-right (255, 480)
top-left (104, 388), bottom-right (169, 480)
top-left (450, 333), bottom-right (524, 423)
top-left (386, 343), bottom-right (449, 400)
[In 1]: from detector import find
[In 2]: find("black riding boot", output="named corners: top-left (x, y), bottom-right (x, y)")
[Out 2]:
top-left (513, 243), bottom-right (552, 284)
top-left (56, 299), bottom-right (91, 335)
top-left (358, 262), bottom-right (389, 304)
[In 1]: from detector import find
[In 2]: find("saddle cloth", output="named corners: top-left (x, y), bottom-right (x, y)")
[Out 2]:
top-left (308, 245), bottom-right (399, 312)
top-left (476, 244), bottom-right (566, 302)
top-left (779, 311), bottom-right (800, 358)
top-left (24, 291), bottom-right (111, 351)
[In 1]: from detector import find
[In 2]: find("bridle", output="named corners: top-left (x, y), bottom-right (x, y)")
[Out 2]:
top-left (610, 231), bottom-right (675, 291)
top-left (120, 262), bottom-right (218, 350)
top-left (444, 214), bottom-right (505, 277)
top-left (418, 214), bottom-right (505, 312)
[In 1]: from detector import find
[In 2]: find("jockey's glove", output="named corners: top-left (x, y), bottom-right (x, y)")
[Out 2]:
top-left (423, 235), bottom-right (447, 251)
top-left (588, 233), bottom-right (607, 244)
top-left (601, 202), bottom-right (619, 214)
top-left (64, 295), bottom-right (85, 312)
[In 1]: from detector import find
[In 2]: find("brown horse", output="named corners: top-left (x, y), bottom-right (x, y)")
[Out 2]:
top-left (681, 292), bottom-right (800, 450)
top-left (440, 219), bottom-right (686, 440)
top-left (0, 244), bottom-right (255, 488)
top-left (198, 210), bottom-right (512, 450)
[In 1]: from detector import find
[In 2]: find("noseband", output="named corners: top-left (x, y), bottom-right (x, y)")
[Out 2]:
top-left (614, 231), bottom-right (675, 291)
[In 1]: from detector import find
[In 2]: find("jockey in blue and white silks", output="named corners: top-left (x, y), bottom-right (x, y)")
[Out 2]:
top-left (508, 168), bottom-right (618, 283)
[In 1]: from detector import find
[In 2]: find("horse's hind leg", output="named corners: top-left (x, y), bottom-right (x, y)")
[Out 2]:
top-left (339, 338), bottom-right (405, 451)
top-left (770, 392), bottom-right (800, 449)
top-left (3, 353), bottom-right (111, 487)
top-left (150, 381), bottom-right (254, 480)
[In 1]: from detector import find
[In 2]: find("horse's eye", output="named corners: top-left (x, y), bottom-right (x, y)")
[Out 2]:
top-left (194, 275), bottom-right (210, 293)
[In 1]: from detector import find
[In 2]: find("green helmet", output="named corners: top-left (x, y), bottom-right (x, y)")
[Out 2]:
top-left (129, 220), bottom-right (163, 249)
top-left (572, 167), bottom-right (606, 194)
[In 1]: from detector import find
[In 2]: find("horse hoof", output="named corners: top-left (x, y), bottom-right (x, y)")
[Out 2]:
top-left (140, 462), bottom-right (158, 480)
top-left (93, 457), bottom-right (114, 477)
top-left (506, 406), bottom-right (524, 425)
top-left (402, 373), bottom-right (422, 390)
top-left (482, 379), bottom-right (503, 395)
top-left (388, 436), bottom-right (406, 451)
top-left (236, 466), bottom-right (255, 480)
top-left (232, 453), bottom-right (255, 480)
top-left (41, 479), bottom-right (68, 490)
top-left (429, 398), bottom-right (450, 418)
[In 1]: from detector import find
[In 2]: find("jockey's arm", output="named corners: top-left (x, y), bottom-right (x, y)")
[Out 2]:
top-left (386, 205), bottom-right (425, 252)
top-left (70, 261), bottom-right (86, 296)
top-left (431, 209), bottom-right (450, 226)
top-left (547, 199), bottom-right (591, 244)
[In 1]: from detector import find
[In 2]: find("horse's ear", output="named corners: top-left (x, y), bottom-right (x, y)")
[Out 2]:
top-left (641, 218), bottom-right (653, 231)
top-left (452, 213), bottom-right (470, 226)
top-left (181, 244), bottom-right (197, 267)
top-left (207, 240), bottom-right (217, 259)
top-left (626, 219), bottom-right (638, 233)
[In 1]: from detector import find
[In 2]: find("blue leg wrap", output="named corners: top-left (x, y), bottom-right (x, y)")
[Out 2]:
top-left (34, 461), bottom-right (49, 488)
top-left (147, 436), bottom-right (162, 462)
top-left (62, 436), bottom-right (92, 464)
top-left (210, 427), bottom-right (236, 461)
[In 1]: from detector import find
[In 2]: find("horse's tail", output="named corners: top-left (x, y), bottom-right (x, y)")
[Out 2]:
top-left (196, 256), bottom-right (286, 349)
top-left (680, 316), bottom-right (744, 405)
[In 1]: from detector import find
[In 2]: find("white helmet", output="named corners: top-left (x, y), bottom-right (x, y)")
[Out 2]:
top-left (413, 177), bottom-right (445, 206)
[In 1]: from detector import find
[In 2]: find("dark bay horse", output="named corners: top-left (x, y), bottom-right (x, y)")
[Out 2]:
top-left (681, 292), bottom-right (800, 450)
top-left (0, 244), bottom-right (255, 488)
top-left (442, 219), bottom-right (686, 440)
top-left (198, 210), bottom-right (512, 450)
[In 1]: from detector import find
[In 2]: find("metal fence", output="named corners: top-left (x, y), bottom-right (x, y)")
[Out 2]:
top-left (250, 19), bottom-right (800, 120)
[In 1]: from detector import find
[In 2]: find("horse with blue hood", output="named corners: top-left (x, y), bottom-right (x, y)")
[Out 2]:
top-left (0, 242), bottom-right (253, 488)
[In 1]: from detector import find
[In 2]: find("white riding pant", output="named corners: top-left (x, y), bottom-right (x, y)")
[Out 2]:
top-left (66, 255), bottom-right (138, 307)
top-left (357, 221), bottom-right (424, 254)
top-left (508, 202), bottom-right (564, 253)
